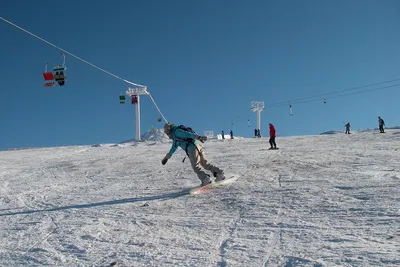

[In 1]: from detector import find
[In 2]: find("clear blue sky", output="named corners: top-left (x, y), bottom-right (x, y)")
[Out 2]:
top-left (1, 0), bottom-right (399, 150)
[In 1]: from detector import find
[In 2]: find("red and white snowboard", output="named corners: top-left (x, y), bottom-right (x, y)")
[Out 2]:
top-left (190, 174), bottom-right (239, 195)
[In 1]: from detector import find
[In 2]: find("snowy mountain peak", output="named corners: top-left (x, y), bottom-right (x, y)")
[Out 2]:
top-left (120, 128), bottom-right (170, 143)
top-left (141, 128), bottom-right (170, 142)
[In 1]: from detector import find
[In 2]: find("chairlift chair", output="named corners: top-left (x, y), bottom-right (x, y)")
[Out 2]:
top-left (43, 63), bottom-right (55, 87)
top-left (53, 65), bottom-right (66, 72)
top-left (119, 95), bottom-right (126, 104)
top-left (53, 53), bottom-right (67, 86)
top-left (131, 95), bottom-right (138, 104)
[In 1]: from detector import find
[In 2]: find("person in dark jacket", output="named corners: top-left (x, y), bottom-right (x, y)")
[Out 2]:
top-left (269, 123), bottom-right (277, 149)
top-left (378, 116), bottom-right (385, 133)
top-left (345, 122), bottom-right (351, 134)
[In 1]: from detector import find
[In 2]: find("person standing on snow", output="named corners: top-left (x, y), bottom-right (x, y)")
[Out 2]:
top-left (378, 116), bottom-right (385, 133)
top-left (161, 123), bottom-right (225, 186)
top-left (345, 122), bottom-right (351, 134)
top-left (269, 123), bottom-right (277, 149)
top-left (230, 130), bottom-right (233, 139)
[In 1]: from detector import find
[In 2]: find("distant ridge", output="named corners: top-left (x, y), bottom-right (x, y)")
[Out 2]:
top-left (120, 128), bottom-right (170, 143)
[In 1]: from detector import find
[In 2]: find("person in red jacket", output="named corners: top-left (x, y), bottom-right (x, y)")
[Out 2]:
top-left (269, 123), bottom-right (277, 149)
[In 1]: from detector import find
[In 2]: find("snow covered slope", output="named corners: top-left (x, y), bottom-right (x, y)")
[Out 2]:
top-left (0, 130), bottom-right (399, 266)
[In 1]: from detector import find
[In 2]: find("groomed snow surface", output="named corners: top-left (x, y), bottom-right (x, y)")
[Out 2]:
top-left (0, 130), bottom-right (399, 266)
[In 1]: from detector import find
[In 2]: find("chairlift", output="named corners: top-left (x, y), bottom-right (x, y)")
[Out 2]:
top-left (131, 95), bottom-right (138, 104)
top-left (53, 53), bottom-right (67, 86)
top-left (53, 52), bottom-right (67, 72)
top-left (42, 63), bottom-right (55, 87)
top-left (119, 94), bottom-right (126, 104)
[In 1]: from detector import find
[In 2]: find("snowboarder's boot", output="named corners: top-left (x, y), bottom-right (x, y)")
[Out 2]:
top-left (200, 174), bottom-right (212, 186)
top-left (214, 171), bottom-right (225, 182)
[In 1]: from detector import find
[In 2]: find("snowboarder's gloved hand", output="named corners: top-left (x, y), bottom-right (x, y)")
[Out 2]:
top-left (195, 135), bottom-right (207, 142)
top-left (161, 154), bottom-right (171, 165)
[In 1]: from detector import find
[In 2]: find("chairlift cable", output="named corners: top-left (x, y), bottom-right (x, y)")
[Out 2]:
top-left (286, 83), bottom-right (400, 106)
top-left (148, 93), bottom-right (168, 123)
top-left (0, 16), bottom-right (146, 88)
top-left (265, 79), bottom-right (400, 108)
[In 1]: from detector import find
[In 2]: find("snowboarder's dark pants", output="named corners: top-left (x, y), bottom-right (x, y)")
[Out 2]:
top-left (345, 129), bottom-right (350, 134)
top-left (269, 137), bottom-right (276, 148)
top-left (379, 125), bottom-right (384, 133)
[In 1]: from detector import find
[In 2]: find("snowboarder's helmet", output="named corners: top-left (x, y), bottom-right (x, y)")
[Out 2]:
top-left (164, 123), bottom-right (174, 135)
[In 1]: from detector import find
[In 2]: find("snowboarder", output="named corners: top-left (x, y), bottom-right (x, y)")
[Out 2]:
top-left (221, 130), bottom-right (225, 139)
top-left (345, 122), bottom-right (351, 134)
top-left (162, 123), bottom-right (225, 186)
top-left (378, 116), bottom-right (385, 133)
top-left (269, 123), bottom-right (277, 149)
top-left (230, 130), bottom-right (233, 139)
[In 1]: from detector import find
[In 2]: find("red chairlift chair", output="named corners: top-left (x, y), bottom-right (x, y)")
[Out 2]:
top-left (43, 71), bottom-right (55, 87)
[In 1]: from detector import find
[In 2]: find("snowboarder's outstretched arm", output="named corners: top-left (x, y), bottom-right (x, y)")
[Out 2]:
top-left (162, 144), bottom-right (176, 165)
top-left (167, 143), bottom-right (179, 158)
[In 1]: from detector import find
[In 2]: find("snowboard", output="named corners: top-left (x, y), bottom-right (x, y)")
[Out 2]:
top-left (190, 174), bottom-right (239, 195)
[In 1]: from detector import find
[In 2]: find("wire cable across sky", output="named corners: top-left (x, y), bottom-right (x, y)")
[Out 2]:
top-left (2, 16), bottom-right (398, 129)
top-left (0, 16), bottom-right (175, 123)
top-left (264, 78), bottom-right (400, 108)
top-left (0, 16), bottom-right (146, 88)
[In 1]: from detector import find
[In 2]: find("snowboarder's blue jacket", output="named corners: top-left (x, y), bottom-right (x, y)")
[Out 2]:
top-left (167, 126), bottom-right (199, 157)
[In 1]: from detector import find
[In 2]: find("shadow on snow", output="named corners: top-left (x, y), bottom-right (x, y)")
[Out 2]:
top-left (0, 189), bottom-right (191, 217)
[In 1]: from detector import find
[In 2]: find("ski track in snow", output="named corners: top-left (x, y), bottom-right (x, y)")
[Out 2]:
top-left (0, 130), bottom-right (399, 266)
